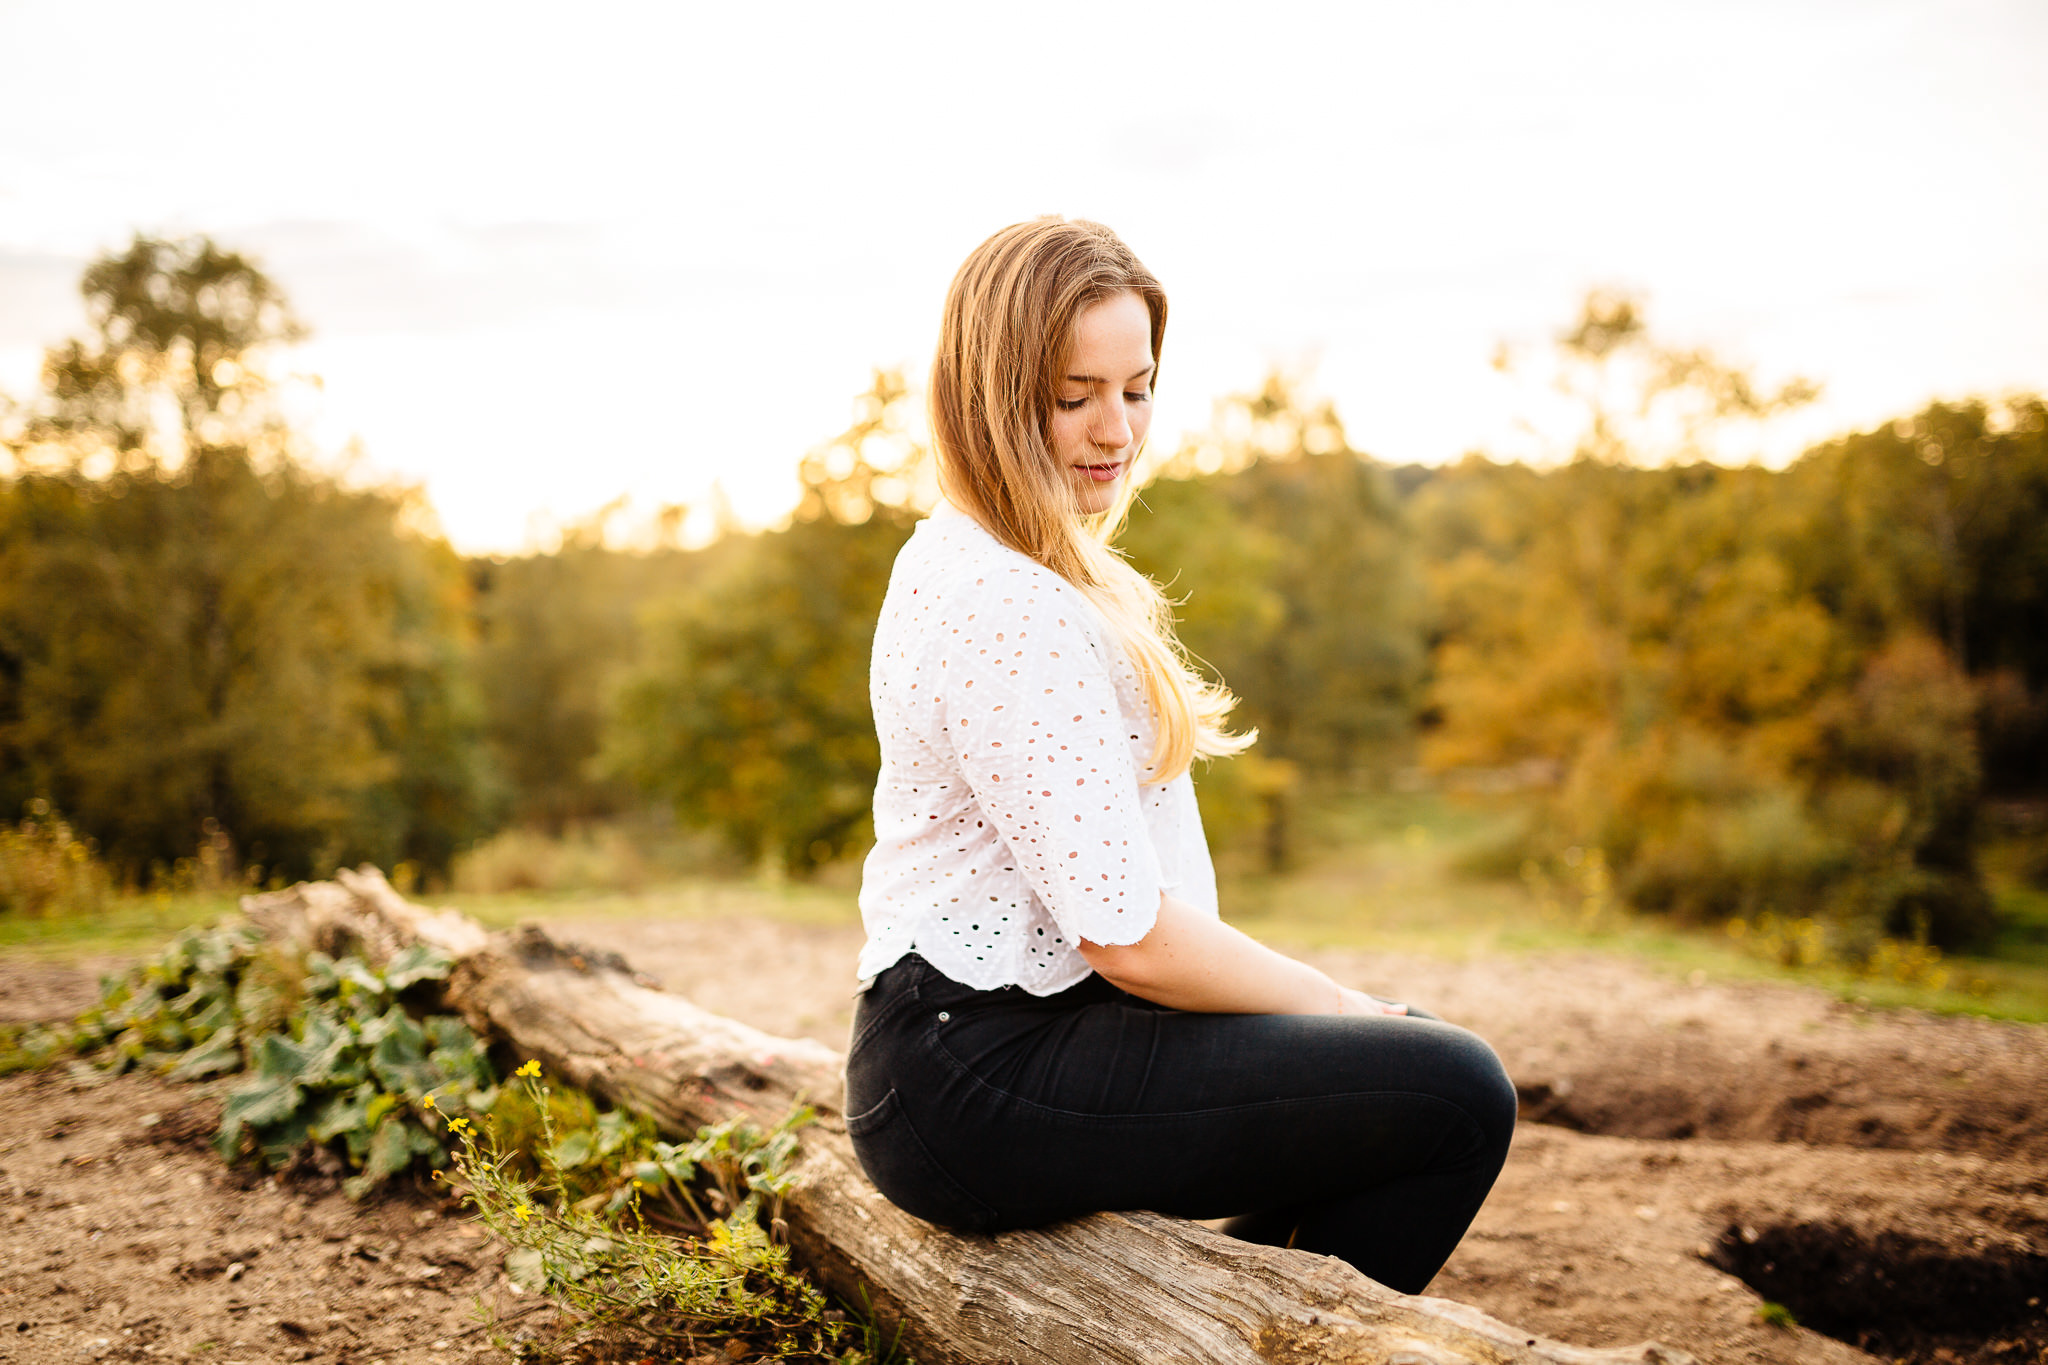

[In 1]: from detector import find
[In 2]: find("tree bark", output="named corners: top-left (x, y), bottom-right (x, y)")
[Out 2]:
top-left (242, 867), bottom-right (1693, 1365)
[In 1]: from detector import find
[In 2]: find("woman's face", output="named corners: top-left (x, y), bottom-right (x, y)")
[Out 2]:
top-left (1051, 290), bottom-right (1154, 515)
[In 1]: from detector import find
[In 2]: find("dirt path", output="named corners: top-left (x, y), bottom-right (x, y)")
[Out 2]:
top-left (5, 919), bottom-right (2045, 1365)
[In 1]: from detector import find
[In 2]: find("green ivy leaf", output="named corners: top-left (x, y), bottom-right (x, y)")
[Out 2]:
top-left (254, 1010), bottom-right (349, 1086)
top-left (345, 1114), bottom-right (418, 1198)
top-left (382, 944), bottom-right (453, 991)
top-left (547, 1129), bottom-right (596, 1170)
top-left (365, 1007), bottom-right (435, 1095)
top-left (167, 1026), bottom-right (241, 1081)
top-left (592, 1109), bottom-right (639, 1159)
top-left (256, 1111), bottom-right (313, 1168)
top-left (302, 952), bottom-right (341, 998)
top-left (307, 1083), bottom-right (377, 1142)
top-left (335, 957), bottom-right (388, 997)
top-left (216, 1076), bottom-right (302, 1158)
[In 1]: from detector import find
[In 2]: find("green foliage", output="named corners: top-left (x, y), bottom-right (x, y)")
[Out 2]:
top-left (602, 372), bottom-right (924, 875)
top-left (1411, 298), bottom-right (2042, 953)
top-left (1753, 1300), bottom-right (1798, 1329)
top-left (450, 1067), bottom-right (902, 1363)
top-left (210, 942), bottom-right (498, 1198)
top-left (1121, 374), bottom-right (1424, 869)
top-left (66, 920), bottom-right (497, 1197)
top-left (68, 920), bottom-right (278, 1074)
top-left (1126, 374), bottom-right (1424, 784)
top-left (468, 529), bottom-right (707, 832)
top-left (0, 797), bottom-right (112, 917)
top-left (0, 234), bottom-right (495, 880)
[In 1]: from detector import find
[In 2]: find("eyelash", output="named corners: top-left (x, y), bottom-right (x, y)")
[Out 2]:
top-left (1056, 393), bottom-right (1150, 411)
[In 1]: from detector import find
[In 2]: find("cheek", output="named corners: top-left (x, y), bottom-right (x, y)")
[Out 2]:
top-left (1048, 410), bottom-right (1088, 459)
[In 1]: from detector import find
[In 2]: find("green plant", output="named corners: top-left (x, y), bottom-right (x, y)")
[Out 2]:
top-left (210, 943), bottom-right (498, 1197)
top-left (68, 921), bottom-right (497, 1197)
top-left (447, 1064), bottom-right (902, 1363)
top-left (1754, 1300), bottom-right (1798, 1329)
top-left (69, 920), bottom-right (277, 1073)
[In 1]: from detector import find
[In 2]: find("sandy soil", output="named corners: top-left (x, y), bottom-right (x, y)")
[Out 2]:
top-left (3, 919), bottom-right (2044, 1365)
top-left (0, 1067), bottom-right (549, 1365)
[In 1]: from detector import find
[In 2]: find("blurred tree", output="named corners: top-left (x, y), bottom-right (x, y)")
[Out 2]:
top-left (1781, 397), bottom-right (2048, 792)
top-left (469, 521), bottom-right (709, 833)
top-left (1415, 292), bottom-right (2035, 948)
top-left (1122, 373), bottom-right (1424, 868)
top-left (0, 235), bottom-right (493, 880)
top-left (600, 371), bottom-right (924, 874)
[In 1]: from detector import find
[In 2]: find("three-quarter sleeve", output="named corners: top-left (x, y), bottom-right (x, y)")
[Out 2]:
top-left (939, 568), bottom-right (1164, 947)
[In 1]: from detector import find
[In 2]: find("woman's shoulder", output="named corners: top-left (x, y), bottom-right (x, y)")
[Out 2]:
top-left (899, 514), bottom-right (1090, 618)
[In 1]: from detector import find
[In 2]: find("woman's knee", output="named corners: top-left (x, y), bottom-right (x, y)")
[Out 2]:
top-left (1435, 1026), bottom-right (1518, 1151)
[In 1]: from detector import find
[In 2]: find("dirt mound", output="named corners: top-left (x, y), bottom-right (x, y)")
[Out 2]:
top-left (1306, 947), bottom-right (2048, 1165)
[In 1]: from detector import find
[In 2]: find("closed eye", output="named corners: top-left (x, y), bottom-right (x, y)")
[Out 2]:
top-left (1056, 391), bottom-right (1149, 411)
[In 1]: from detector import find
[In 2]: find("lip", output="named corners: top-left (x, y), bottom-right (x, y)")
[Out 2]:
top-left (1072, 461), bottom-right (1124, 484)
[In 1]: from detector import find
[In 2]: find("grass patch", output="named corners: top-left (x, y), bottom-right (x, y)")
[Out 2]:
top-left (444, 874), bottom-right (863, 935)
top-left (0, 891), bottom-right (241, 961)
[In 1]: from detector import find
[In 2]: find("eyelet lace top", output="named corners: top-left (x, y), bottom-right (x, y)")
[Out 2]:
top-left (856, 504), bottom-right (1219, 995)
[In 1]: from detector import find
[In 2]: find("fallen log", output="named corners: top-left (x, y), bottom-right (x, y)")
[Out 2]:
top-left (242, 868), bottom-right (1693, 1365)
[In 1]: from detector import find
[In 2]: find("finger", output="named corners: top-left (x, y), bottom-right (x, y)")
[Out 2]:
top-left (1380, 1001), bottom-right (1409, 1015)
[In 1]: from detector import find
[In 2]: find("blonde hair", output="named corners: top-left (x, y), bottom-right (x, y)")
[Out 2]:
top-left (930, 216), bottom-right (1253, 782)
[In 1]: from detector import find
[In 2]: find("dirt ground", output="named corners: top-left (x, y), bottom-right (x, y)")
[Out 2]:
top-left (3, 917), bottom-right (2044, 1365)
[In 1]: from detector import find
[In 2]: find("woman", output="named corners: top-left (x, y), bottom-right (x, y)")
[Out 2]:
top-left (845, 217), bottom-right (1514, 1295)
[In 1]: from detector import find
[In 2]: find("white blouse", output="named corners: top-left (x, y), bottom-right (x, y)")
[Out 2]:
top-left (856, 503), bottom-right (1220, 995)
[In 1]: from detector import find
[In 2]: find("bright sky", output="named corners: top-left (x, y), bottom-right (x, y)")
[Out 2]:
top-left (2, 0), bottom-right (2043, 552)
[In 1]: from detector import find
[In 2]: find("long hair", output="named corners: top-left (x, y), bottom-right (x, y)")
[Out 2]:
top-left (930, 216), bottom-right (1253, 782)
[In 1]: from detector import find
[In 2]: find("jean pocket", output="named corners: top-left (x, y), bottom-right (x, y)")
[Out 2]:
top-left (845, 1087), bottom-right (996, 1233)
top-left (846, 982), bottom-right (925, 1062)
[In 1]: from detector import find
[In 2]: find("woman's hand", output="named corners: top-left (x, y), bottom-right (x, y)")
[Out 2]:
top-left (1337, 986), bottom-right (1408, 1017)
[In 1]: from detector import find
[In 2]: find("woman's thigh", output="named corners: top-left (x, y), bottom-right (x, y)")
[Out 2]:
top-left (846, 958), bottom-right (1515, 1231)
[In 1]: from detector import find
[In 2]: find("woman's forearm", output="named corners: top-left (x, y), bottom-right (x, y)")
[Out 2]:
top-left (1077, 893), bottom-right (1354, 1015)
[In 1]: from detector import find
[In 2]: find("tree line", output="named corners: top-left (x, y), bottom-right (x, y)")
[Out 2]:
top-left (3, 237), bottom-right (2042, 953)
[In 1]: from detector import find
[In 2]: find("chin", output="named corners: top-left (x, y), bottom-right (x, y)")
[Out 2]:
top-left (1070, 473), bottom-right (1127, 517)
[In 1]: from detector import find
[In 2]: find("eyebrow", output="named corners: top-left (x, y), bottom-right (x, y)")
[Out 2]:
top-left (1064, 364), bottom-right (1155, 386)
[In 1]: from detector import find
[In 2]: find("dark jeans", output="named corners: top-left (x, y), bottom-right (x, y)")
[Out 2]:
top-left (843, 953), bottom-right (1517, 1295)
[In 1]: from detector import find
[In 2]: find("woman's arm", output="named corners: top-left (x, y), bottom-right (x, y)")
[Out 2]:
top-left (1078, 894), bottom-right (1407, 1016)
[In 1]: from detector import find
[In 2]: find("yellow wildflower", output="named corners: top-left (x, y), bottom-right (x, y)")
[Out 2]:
top-left (513, 1204), bottom-right (531, 1223)
top-left (515, 1060), bottom-right (542, 1079)
top-left (447, 1116), bottom-right (471, 1134)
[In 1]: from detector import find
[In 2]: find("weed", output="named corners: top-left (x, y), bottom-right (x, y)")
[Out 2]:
top-left (0, 799), bottom-right (113, 918)
top-left (1724, 913), bottom-right (1951, 988)
top-left (1754, 1300), bottom-right (1798, 1329)
top-left (445, 1065), bottom-right (905, 1363)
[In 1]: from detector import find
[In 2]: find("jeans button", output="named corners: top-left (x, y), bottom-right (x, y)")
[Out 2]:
top-left (937, 1011), bottom-right (951, 1022)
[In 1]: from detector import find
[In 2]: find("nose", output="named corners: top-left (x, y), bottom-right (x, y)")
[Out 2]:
top-left (1089, 398), bottom-right (1133, 453)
